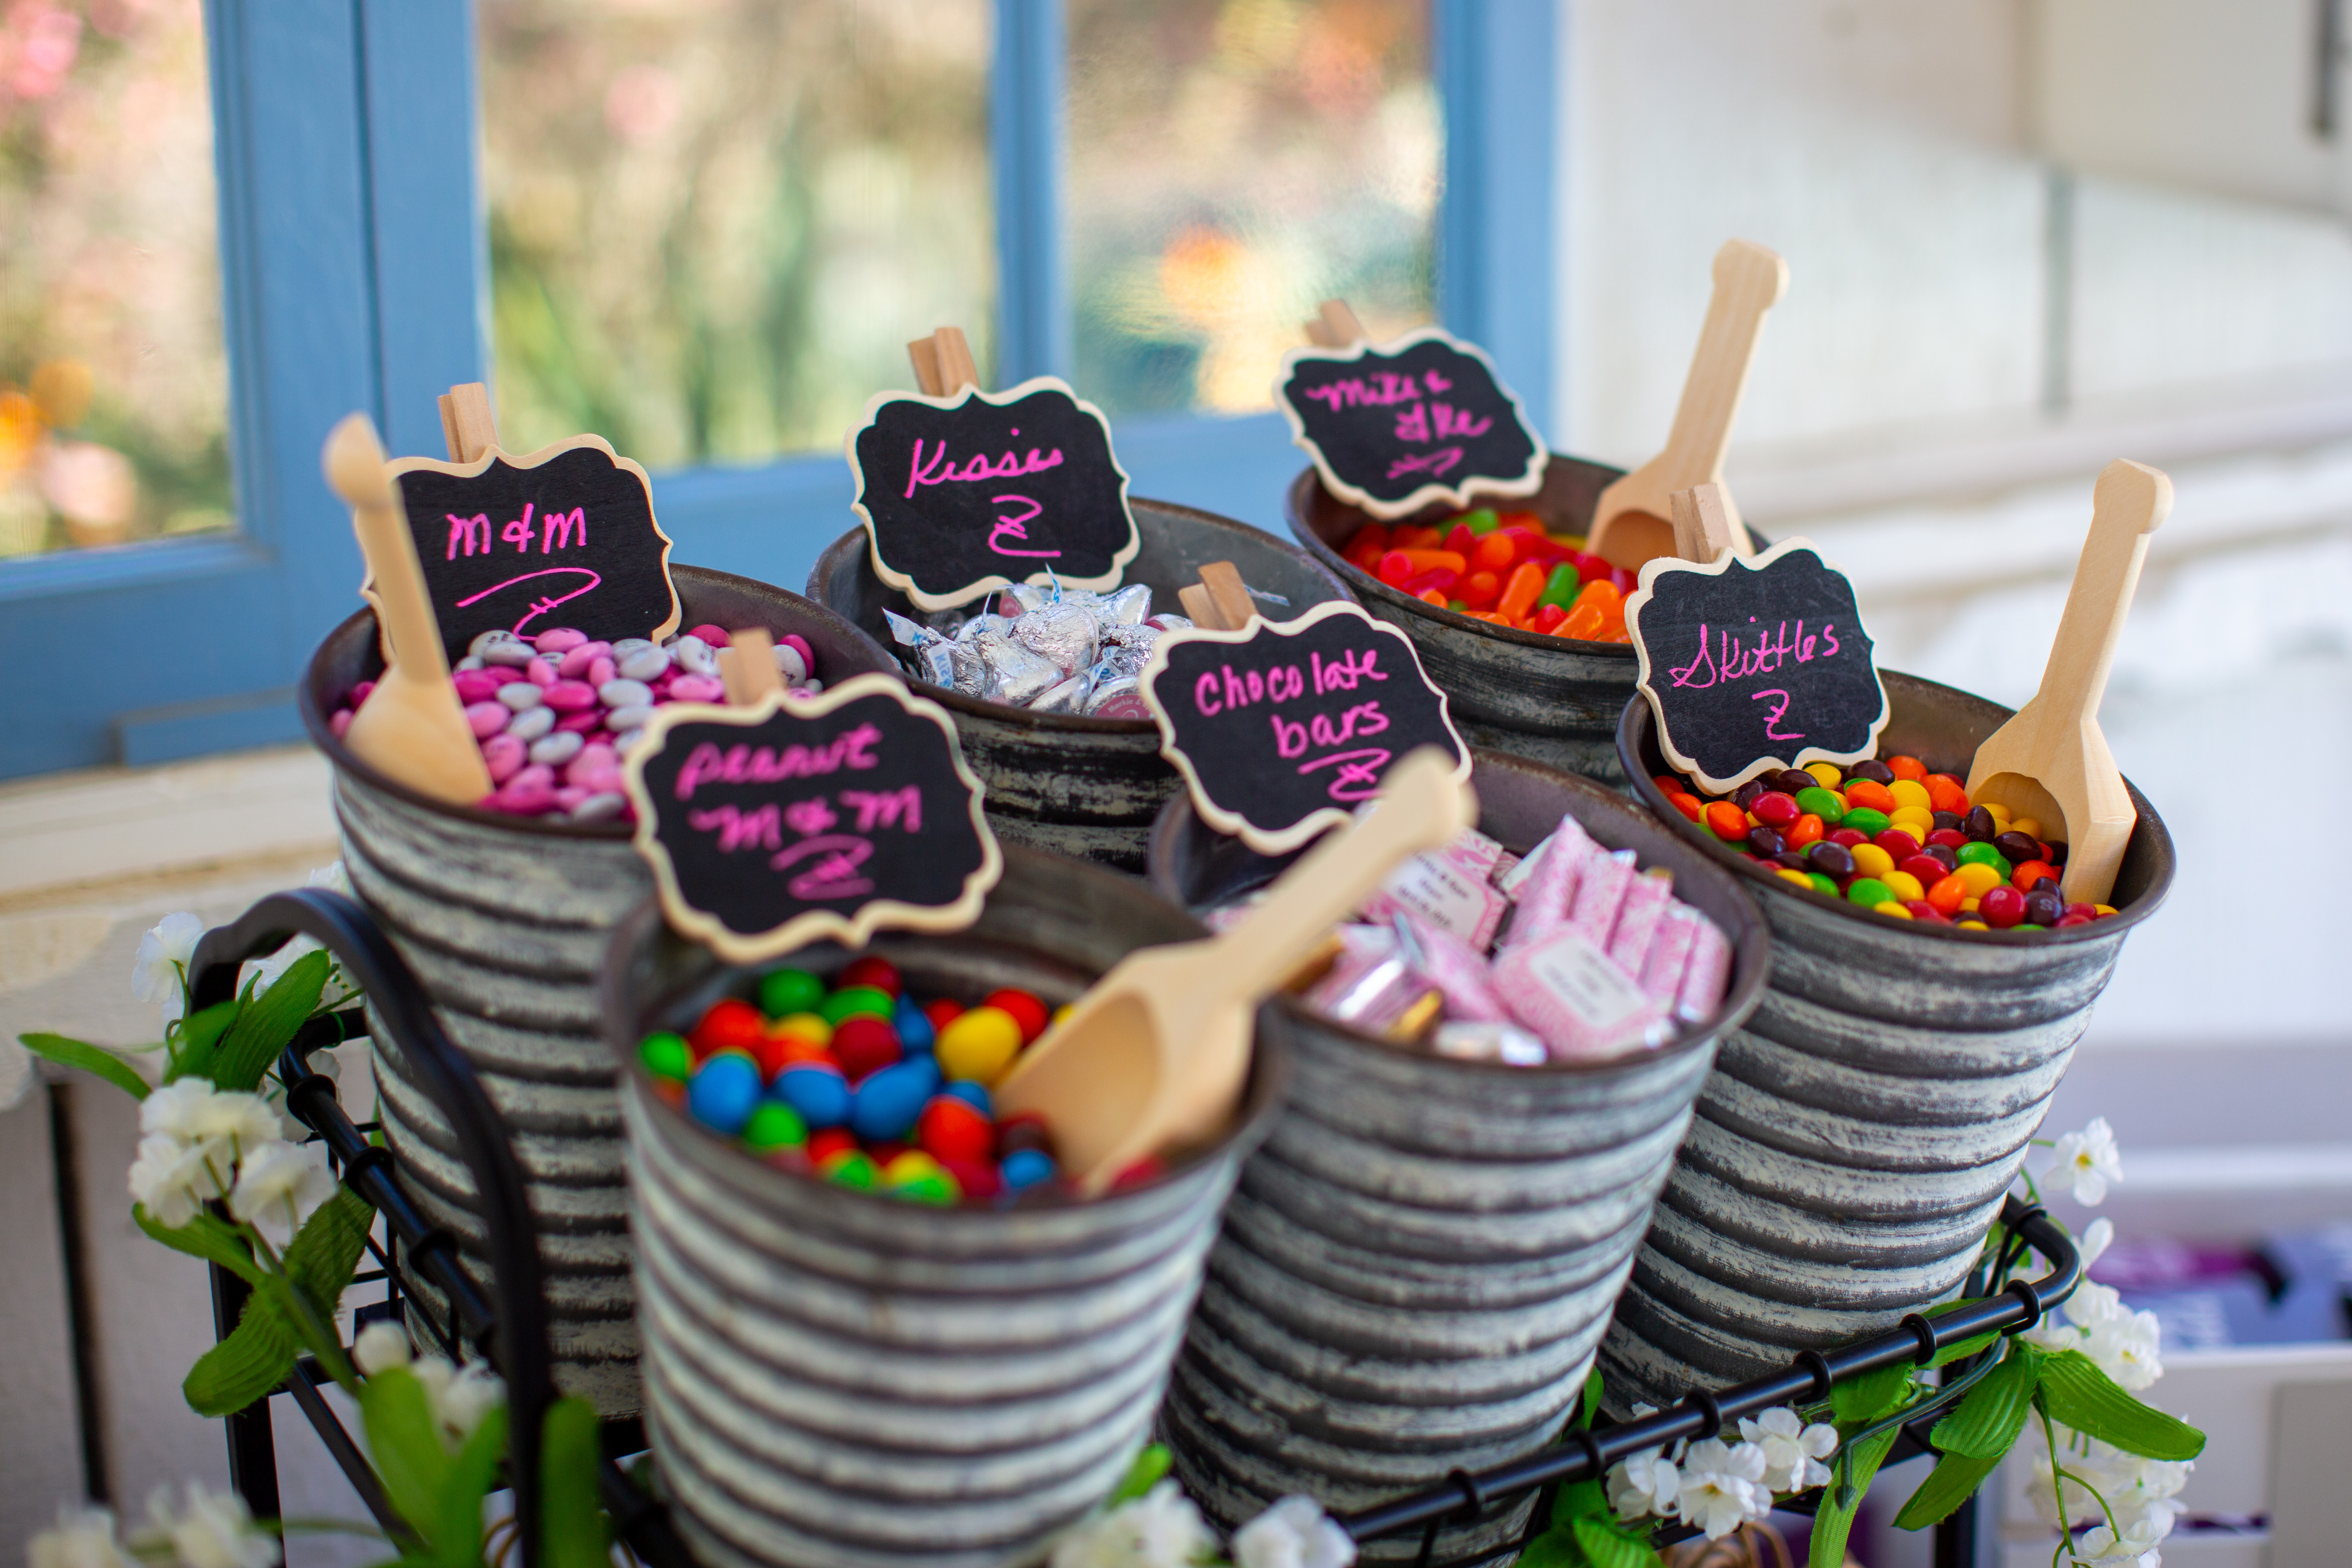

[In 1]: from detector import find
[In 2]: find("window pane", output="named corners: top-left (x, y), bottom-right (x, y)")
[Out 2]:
top-left (0, 0), bottom-right (229, 559)
top-left (480, 0), bottom-right (994, 471)
top-left (1067, 0), bottom-right (1438, 418)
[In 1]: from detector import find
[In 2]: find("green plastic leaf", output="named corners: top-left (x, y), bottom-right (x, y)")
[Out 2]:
top-left (363, 1366), bottom-right (454, 1551)
top-left (1891, 1448), bottom-right (2003, 1531)
top-left (284, 1189), bottom-right (373, 1323)
top-left (434, 1404), bottom-right (505, 1568)
top-left (135, 1206), bottom-right (266, 1286)
top-left (19, 1033), bottom-right (152, 1100)
top-left (2036, 1350), bottom-right (2205, 1461)
top-left (1108, 1443), bottom-right (1172, 1505)
top-left (1833, 1361), bottom-right (1913, 1425)
top-left (1928, 1330), bottom-right (2002, 1369)
top-left (1512, 1527), bottom-right (1583, 1568)
top-left (1550, 1477), bottom-right (1609, 1528)
top-left (1580, 1367), bottom-right (1605, 1427)
top-left (1930, 1343), bottom-right (2042, 1458)
top-left (167, 998), bottom-right (239, 1085)
top-left (1570, 1515), bottom-right (1663, 1568)
top-left (1809, 1425), bottom-right (1899, 1568)
top-left (211, 950), bottom-right (330, 1091)
top-left (183, 1294), bottom-right (298, 1416)
top-left (539, 1399), bottom-right (609, 1568)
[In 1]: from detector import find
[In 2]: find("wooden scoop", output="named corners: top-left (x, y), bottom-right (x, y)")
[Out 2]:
top-left (1302, 297), bottom-right (1366, 349)
top-left (1177, 560), bottom-right (1256, 631)
top-left (721, 628), bottom-right (783, 707)
top-left (1586, 239), bottom-right (1787, 571)
top-left (993, 747), bottom-right (1474, 1193)
top-left (1966, 459), bottom-right (2171, 907)
top-left (323, 414), bottom-right (494, 806)
top-left (907, 326), bottom-right (981, 397)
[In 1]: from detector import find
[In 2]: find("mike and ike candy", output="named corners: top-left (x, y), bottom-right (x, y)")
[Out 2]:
top-left (1340, 509), bottom-right (1638, 644)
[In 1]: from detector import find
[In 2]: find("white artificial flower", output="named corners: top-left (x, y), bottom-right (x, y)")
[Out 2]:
top-left (127, 1133), bottom-right (229, 1228)
top-left (2045, 1119), bottom-right (2122, 1206)
top-left (142, 1080), bottom-right (279, 1156)
top-left (132, 913), bottom-right (206, 1029)
top-left (228, 1140), bottom-right (336, 1247)
top-left (307, 861), bottom-right (353, 898)
top-left (28, 1504), bottom-right (134, 1568)
top-left (1048, 1480), bottom-right (1216, 1568)
top-left (2063, 1281), bottom-right (2124, 1331)
top-left (1231, 1495), bottom-right (1354, 1568)
top-left (2085, 1308), bottom-right (2164, 1391)
top-left (2027, 1429), bottom-right (2191, 1550)
top-left (2078, 1216), bottom-right (2114, 1271)
top-left (1605, 1450), bottom-right (1678, 1521)
top-left (141, 1482), bottom-right (279, 1568)
top-left (2071, 1522), bottom-right (2161, 1566)
top-left (1736, 1406), bottom-right (1838, 1493)
top-left (352, 1321), bottom-right (412, 1376)
top-left (1674, 1439), bottom-right (1770, 1541)
top-left (434, 1362), bottom-right (507, 1448)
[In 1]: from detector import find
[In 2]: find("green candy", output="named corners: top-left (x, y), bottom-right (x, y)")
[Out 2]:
top-left (887, 1172), bottom-right (961, 1206)
top-left (742, 1101), bottom-right (807, 1153)
top-left (1447, 599), bottom-right (1469, 613)
top-left (1459, 508), bottom-right (1501, 535)
top-left (1793, 787), bottom-right (1844, 824)
top-left (1806, 872), bottom-right (1840, 898)
top-left (1842, 806), bottom-right (1892, 838)
top-left (821, 1151), bottom-right (878, 1190)
top-left (1846, 878), bottom-right (1894, 908)
top-left (1955, 842), bottom-right (2012, 879)
top-left (758, 967), bottom-right (825, 1019)
top-left (1536, 563), bottom-right (1582, 610)
top-left (819, 985), bottom-right (895, 1025)
top-left (638, 1031), bottom-right (691, 1082)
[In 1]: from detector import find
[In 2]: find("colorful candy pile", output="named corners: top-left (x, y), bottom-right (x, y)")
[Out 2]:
top-left (1215, 813), bottom-right (1730, 1066)
top-left (1655, 756), bottom-right (2120, 931)
top-left (328, 622), bottom-right (821, 824)
top-left (1340, 508), bottom-right (1638, 643)
top-left (882, 582), bottom-right (1192, 719)
top-left (639, 956), bottom-right (1104, 1204)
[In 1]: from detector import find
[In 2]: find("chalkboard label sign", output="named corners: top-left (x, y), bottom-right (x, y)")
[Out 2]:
top-left (847, 377), bottom-right (1140, 611)
top-left (1626, 538), bottom-right (1890, 795)
top-left (1141, 600), bottom-right (1470, 854)
top-left (622, 673), bottom-right (1002, 961)
top-left (385, 437), bottom-right (680, 657)
top-left (1275, 327), bottom-right (1547, 520)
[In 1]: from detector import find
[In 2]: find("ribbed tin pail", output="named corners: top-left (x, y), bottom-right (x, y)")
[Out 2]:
top-left (810, 498), bottom-right (1352, 870)
top-left (1601, 673), bottom-right (2177, 1411)
top-left (602, 848), bottom-right (1291, 1568)
top-left (1285, 460), bottom-right (1641, 783)
top-left (297, 566), bottom-right (900, 1417)
top-left (1147, 751), bottom-right (1769, 1566)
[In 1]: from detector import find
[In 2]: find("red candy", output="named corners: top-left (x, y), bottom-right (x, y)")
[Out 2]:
top-left (925, 998), bottom-right (965, 1032)
top-left (807, 1127), bottom-right (857, 1162)
top-left (1873, 829), bottom-right (1921, 861)
top-left (1827, 828), bottom-right (1869, 849)
top-left (691, 999), bottom-right (767, 1061)
top-left (941, 1157), bottom-right (1002, 1200)
top-left (1749, 791), bottom-right (1800, 830)
top-left (1898, 855), bottom-right (1950, 887)
top-left (983, 987), bottom-right (1051, 1044)
top-left (839, 955), bottom-right (902, 998)
top-left (918, 1095), bottom-right (996, 1165)
top-left (1978, 885), bottom-right (2027, 929)
top-left (831, 1015), bottom-right (902, 1082)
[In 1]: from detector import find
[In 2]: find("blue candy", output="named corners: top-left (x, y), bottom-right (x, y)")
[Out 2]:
top-left (773, 1062), bottom-right (850, 1129)
top-left (893, 997), bottom-right (936, 1054)
top-left (687, 1053), bottom-right (762, 1137)
top-left (999, 1147), bottom-right (1056, 1191)
top-left (943, 1079), bottom-right (991, 1117)
top-left (850, 1057), bottom-right (941, 1142)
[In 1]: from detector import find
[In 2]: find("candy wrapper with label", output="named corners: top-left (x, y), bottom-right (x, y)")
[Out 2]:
top-left (886, 583), bottom-right (1186, 718)
top-left (1208, 811), bottom-right (1731, 1066)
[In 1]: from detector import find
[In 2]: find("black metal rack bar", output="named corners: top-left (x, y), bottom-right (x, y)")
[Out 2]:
top-left (187, 890), bottom-right (2075, 1568)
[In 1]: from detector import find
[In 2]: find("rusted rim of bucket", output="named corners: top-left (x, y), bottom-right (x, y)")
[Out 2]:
top-left (298, 564), bottom-right (900, 841)
top-left (807, 495), bottom-right (1354, 737)
top-left (1283, 465), bottom-right (1643, 662)
top-left (600, 856), bottom-right (1294, 1215)
top-left (1144, 747), bottom-right (1768, 1081)
top-left (1614, 671), bottom-right (2179, 947)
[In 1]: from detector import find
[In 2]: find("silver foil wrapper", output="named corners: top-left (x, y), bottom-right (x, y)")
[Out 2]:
top-left (1012, 600), bottom-right (1101, 673)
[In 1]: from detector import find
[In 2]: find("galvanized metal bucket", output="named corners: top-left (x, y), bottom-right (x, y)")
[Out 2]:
top-left (1147, 751), bottom-right (1769, 1566)
top-left (297, 566), bottom-right (901, 1418)
top-left (602, 847), bottom-right (1291, 1568)
top-left (1601, 673), bottom-right (2178, 1412)
top-left (809, 498), bottom-right (1352, 870)
top-left (1285, 460), bottom-right (1641, 782)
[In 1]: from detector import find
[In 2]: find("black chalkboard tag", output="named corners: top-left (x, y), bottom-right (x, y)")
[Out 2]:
top-left (847, 376), bottom-right (1140, 612)
top-left (1274, 327), bottom-right (1547, 520)
top-left (621, 672), bottom-right (1002, 962)
top-left (1626, 537), bottom-right (1891, 795)
top-left (384, 436), bottom-right (681, 657)
top-left (1140, 600), bottom-right (1471, 854)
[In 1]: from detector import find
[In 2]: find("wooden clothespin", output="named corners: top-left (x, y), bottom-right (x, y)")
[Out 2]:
top-left (1668, 483), bottom-right (1740, 565)
top-left (437, 382), bottom-right (501, 462)
top-left (1302, 298), bottom-right (1366, 349)
top-left (722, 627), bottom-right (785, 707)
top-left (1177, 560), bottom-right (1256, 630)
top-left (908, 327), bottom-right (982, 397)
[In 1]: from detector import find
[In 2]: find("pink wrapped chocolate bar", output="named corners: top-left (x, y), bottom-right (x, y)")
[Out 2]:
top-left (1491, 928), bottom-right (1672, 1061)
top-left (1564, 848), bottom-right (1638, 947)
top-left (1360, 827), bottom-right (1510, 949)
top-left (1303, 926), bottom-right (1428, 1034)
top-left (1432, 1020), bottom-right (1548, 1066)
top-left (1674, 909), bottom-right (1731, 1023)
top-left (1499, 814), bottom-right (1599, 952)
top-left (1637, 904), bottom-right (1700, 1008)
top-left (1606, 868), bottom-right (1676, 975)
top-left (1395, 913), bottom-right (1510, 1023)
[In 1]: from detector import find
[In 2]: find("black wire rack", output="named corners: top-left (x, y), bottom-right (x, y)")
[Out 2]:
top-left (188, 888), bottom-right (2078, 1568)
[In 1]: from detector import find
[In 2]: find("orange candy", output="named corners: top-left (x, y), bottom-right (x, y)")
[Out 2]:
top-left (1926, 872), bottom-right (1971, 915)
top-left (1887, 755), bottom-right (1927, 781)
top-left (2012, 860), bottom-right (2056, 891)
top-left (1702, 801), bottom-right (1749, 841)
top-left (1496, 561), bottom-right (1547, 622)
top-left (1417, 589), bottom-right (1447, 607)
top-left (1668, 792), bottom-right (1705, 824)
top-left (1473, 533), bottom-right (1518, 572)
top-left (1925, 775), bottom-right (1970, 815)
top-left (1392, 525), bottom-right (1444, 550)
top-left (1559, 601), bottom-right (1604, 640)
top-left (1843, 779), bottom-right (1897, 813)
top-left (1786, 813), bottom-right (1825, 849)
top-left (1391, 547), bottom-right (1465, 574)
top-left (1461, 570), bottom-right (1501, 609)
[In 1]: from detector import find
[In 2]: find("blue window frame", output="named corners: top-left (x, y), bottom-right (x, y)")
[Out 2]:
top-left (0, 0), bottom-right (1554, 781)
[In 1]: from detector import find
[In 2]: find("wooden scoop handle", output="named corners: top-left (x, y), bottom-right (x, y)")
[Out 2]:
top-left (1654, 240), bottom-right (1786, 498)
top-left (2025, 458), bottom-right (2170, 729)
top-left (325, 414), bottom-right (451, 682)
top-left (1206, 749), bottom-right (1473, 1003)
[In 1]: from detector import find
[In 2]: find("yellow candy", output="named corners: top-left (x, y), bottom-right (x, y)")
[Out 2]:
top-left (1957, 919), bottom-right (1988, 930)
top-left (1775, 868), bottom-right (1813, 891)
top-left (1952, 862), bottom-right (2003, 896)
top-left (1889, 808), bottom-right (1936, 837)
top-left (2011, 817), bottom-right (2043, 839)
top-left (1806, 762), bottom-right (1843, 789)
top-left (937, 1004), bottom-right (1023, 1085)
top-left (1985, 801), bottom-right (2011, 827)
top-left (1881, 870), bottom-right (1925, 902)
top-left (1961, 896), bottom-right (1982, 913)
top-left (1053, 1003), bottom-right (1074, 1024)
top-left (1874, 902), bottom-right (1914, 919)
top-left (2094, 903), bottom-right (2116, 917)
top-left (1887, 779), bottom-right (1932, 811)
top-left (882, 1149), bottom-right (943, 1185)
top-left (1849, 843), bottom-right (1895, 879)
top-left (772, 1012), bottom-right (832, 1046)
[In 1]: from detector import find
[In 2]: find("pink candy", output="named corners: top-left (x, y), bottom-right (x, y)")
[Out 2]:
top-left (669, 675), bottom-right (725, 703)
top-left (453, 669), bottom-right (501, 704)
top-left (464, 701), bottom-right (509, 738)
top-left (555, 710), bottom-right (602, 734)
top-left (542, 680), bottom-right (597, 711)
top-left (481, 733), bottom-right (526, 781)
top-left (525, 658), bottom-right (559, 689)
top-left (535, 628), bottom-right (588, 654)
top-left (556, 641), bottom-right (612, 679)
top-left (686, 622), bottom-right (731, 646)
